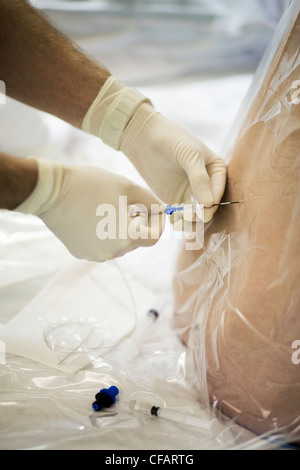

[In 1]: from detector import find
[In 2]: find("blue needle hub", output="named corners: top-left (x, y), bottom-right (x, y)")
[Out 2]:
top-left (92, 386), bottom-right (119, 412)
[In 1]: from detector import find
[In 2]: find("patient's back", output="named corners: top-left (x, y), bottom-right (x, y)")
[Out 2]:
top-left (174, 5), bottom-right (300, 437)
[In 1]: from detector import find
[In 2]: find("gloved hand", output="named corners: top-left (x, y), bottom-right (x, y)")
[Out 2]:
top-left (82, 76), bottom-right (226, 223)
top-left (15, 159), bottom-right (165, 262)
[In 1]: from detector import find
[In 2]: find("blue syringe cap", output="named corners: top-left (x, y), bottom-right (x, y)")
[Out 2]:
top-left (92, 386), bottom-right (119, 411)
top-left (165, 205), bottom-right (175, 215)
top-left (165, 205), bottom-right (184, 216)
top-left (98, 386), bottom-right (119, 403)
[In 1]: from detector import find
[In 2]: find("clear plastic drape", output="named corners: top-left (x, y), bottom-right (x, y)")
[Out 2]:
top-left (174, 0), bottom-right (300, 443)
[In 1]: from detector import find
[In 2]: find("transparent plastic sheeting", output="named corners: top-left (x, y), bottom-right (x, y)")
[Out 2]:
top-left (174, 0), bottom-right (300, 446)
top-left (0, 238), bottom-right (289, 451)
top-left (0, 216), bottom-right (271, 451)
top-left (0, 257), bottom-right (157, 374)
top-left (0, 214), bottom-right (276, 451)
top-left (0, 4), bottom-right (298, 452)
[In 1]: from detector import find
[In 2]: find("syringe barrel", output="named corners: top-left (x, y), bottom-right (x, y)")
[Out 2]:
top-left (129, 399), bottom-right (153, 416)
top-left (129, 400), bottom-right (222, 434)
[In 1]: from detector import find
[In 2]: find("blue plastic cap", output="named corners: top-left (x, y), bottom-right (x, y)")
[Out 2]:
top-left (92, 402), bottom-right (100, 411)
top-left (165, 206), bottom-right (174, 215)
top-left (99, 386), bottom-right (119, 403)
top-left (108, 386), bottom-right (119, 397)
top-left (165, 206), bottom-right (184, 216)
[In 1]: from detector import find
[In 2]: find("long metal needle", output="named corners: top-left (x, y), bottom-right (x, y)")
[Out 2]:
top-left (211, 200), bottom-right (244, 207)
top-left (130, 201), bottom-right (243, 217)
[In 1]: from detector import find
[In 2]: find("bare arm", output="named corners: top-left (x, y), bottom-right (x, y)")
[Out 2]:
top-left (0, 0), bottom-right (111, 128)
top-left (0, 153), bottom-right (38, 210)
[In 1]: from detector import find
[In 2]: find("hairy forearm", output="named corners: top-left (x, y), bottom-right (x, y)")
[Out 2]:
top-left (0, 153), bottom-right (38, 210)
top-left (0, 0), bottom-right (111, 128)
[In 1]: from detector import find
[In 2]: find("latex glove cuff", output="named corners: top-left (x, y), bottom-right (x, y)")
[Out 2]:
top-left (82, 76), bottom-right (152, 149)
top-left (16, 158), bottom-right (63, 217)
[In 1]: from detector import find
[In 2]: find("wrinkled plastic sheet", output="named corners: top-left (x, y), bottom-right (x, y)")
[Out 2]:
top-left (174, 0), bottom-right (300, 447)
top-left (0, 1), bottom-right (298, 452)
top-left (0, 215), bottom-right (264, 450)
top-left (0, 231), bottom-right (287, 450)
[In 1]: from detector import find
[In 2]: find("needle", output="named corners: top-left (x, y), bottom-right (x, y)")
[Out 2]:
top-left (211, 200), bottom-right (244, 207)
top-left (130, 201), bottom-right (243, 217)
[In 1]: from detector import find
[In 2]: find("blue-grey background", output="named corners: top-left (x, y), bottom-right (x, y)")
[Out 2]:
top-left (30, 0), bottom-right (288, 85)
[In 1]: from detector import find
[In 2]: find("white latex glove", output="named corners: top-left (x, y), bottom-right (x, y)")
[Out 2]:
top-left (16, 159), bottom-right (165, 262)
top-left (82, 76), bottom-right (226, 223)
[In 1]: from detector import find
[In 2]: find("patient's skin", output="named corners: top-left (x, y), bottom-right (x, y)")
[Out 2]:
top-left (174, 9), bottom-right (300, 436)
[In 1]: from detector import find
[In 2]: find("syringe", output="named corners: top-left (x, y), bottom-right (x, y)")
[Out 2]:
top-left (129, 399), bottom-right (222, 435)
top-left (130, 201), bottom-right (243, 217)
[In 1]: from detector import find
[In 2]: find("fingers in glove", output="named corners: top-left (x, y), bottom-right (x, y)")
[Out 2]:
top-left (127, 195), bottom-right (166, 247)
top-left (203, 156), bottom-right (227, 222)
